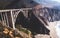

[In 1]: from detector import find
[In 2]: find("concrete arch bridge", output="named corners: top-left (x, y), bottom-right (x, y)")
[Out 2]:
top-left (0, 8), bottom-right (59, 35)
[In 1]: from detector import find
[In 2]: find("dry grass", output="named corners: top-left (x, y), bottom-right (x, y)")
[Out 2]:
top-left (0, 22), bottom-right (32, 38)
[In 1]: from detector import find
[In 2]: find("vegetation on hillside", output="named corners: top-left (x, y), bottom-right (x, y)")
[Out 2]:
top-left (0, 22), bottom-right (32, 38)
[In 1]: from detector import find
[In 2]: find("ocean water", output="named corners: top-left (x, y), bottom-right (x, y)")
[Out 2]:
top-left (55, 21), bottom-right (60, 38)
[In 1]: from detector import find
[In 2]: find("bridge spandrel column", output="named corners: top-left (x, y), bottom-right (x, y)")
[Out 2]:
top-left (11, 10), bottom-right (15, 29)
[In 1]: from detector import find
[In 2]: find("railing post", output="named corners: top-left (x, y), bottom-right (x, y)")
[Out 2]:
top-left (11, 10), bottom-right (15, 29)
top-left (5, 12), bottom-right (9, 27)
top-left (1, 13), bottom-right (5, 26)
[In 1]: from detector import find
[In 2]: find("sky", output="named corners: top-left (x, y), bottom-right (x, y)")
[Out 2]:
top-left (52, 0), bottom-right (60, 2)
top-left (33, 0), bottom-right (60, 7)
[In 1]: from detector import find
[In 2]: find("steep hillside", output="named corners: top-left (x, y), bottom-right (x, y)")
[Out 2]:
top-left (0, 22), bottom-right (32, 38)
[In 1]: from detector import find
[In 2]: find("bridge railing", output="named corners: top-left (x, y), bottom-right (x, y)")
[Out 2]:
top-left (0, 8), bottom-right (33, 29)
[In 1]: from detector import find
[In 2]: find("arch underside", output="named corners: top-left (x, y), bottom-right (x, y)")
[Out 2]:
top-left (15, 10), bottom-right (50, 35)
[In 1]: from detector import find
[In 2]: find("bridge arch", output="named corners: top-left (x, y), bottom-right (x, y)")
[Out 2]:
top-left (15, 9), bottom-right (50, 35)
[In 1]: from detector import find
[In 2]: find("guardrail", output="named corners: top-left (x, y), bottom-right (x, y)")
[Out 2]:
top-left (0, 8), bottom-right (33, 29)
